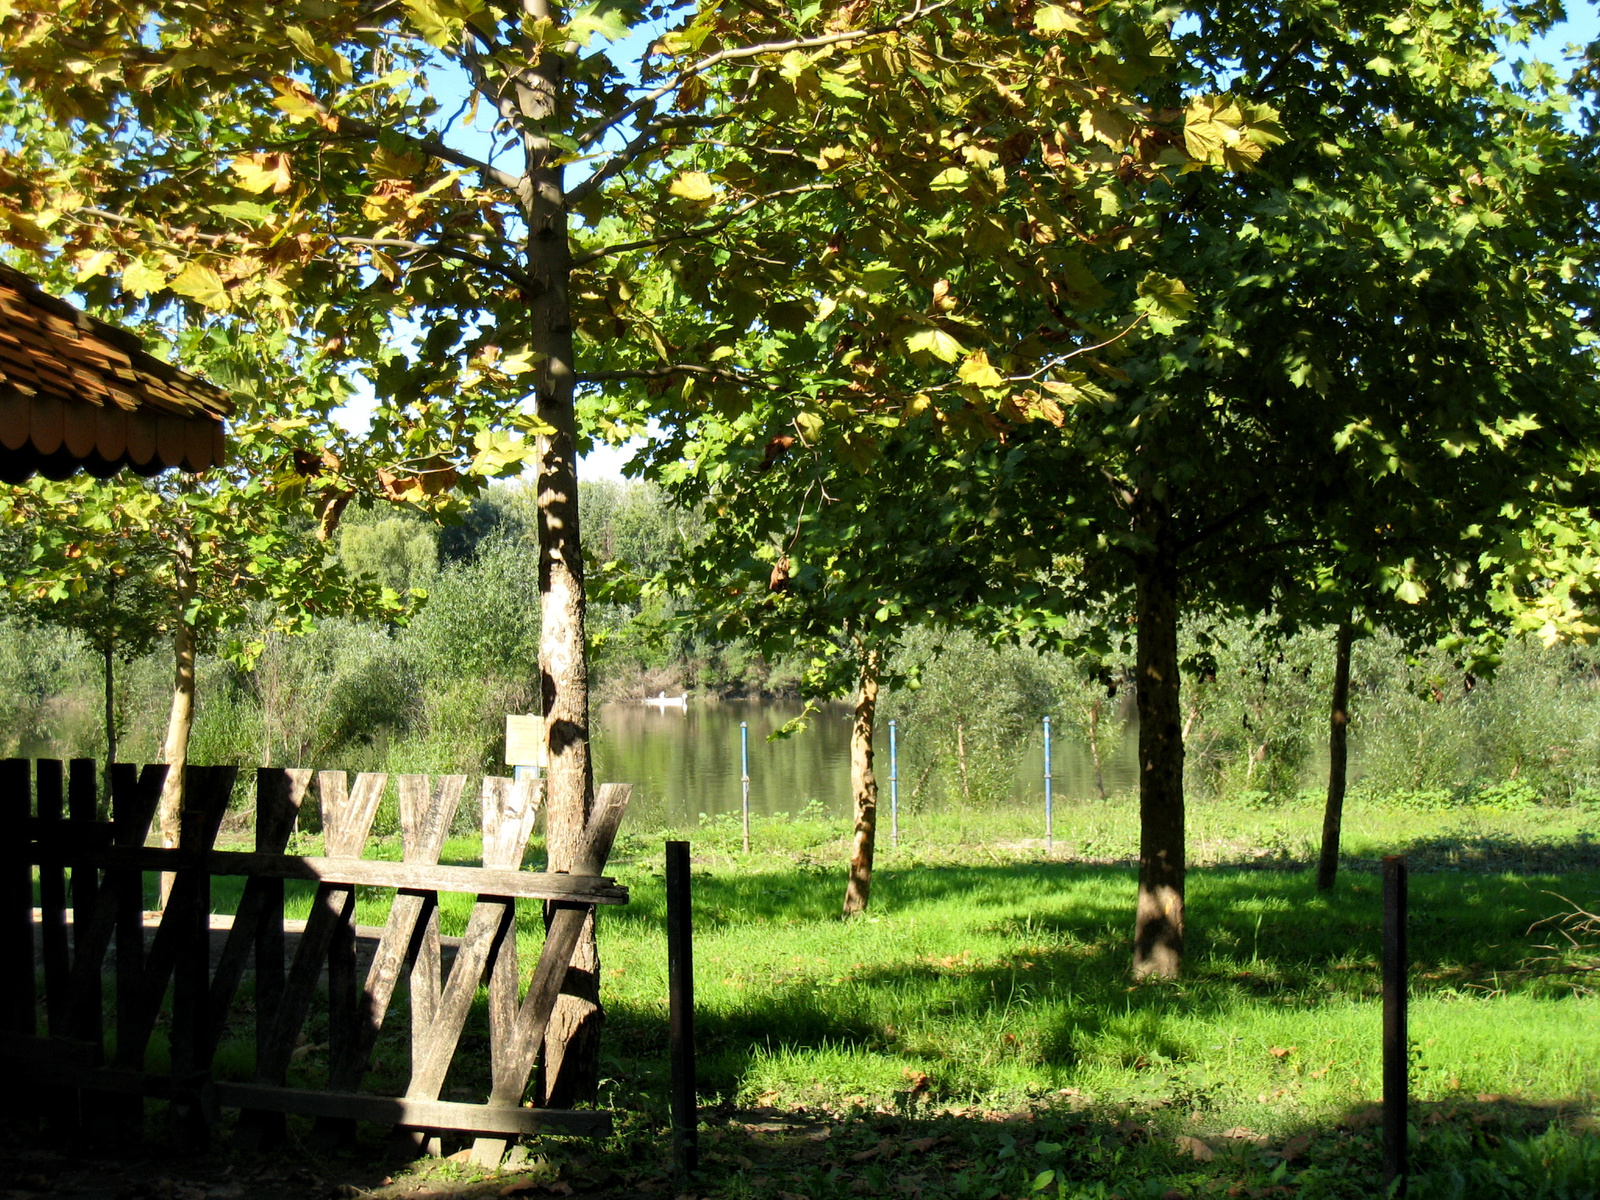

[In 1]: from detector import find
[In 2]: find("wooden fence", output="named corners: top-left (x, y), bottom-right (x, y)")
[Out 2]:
top-left (0, 758), bottom-right (630, 1160)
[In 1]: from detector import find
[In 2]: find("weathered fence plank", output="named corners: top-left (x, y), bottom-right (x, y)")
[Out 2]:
top-left (470, 783), bottom-right (631, 1163)
top-left (56, 848), bottom-right (627, 902)
top-left (255, 772), bottom-right (386, 1088)
top-left (1, 758), bottom-right (35, 1040)
top-left (9, 758), bottom-right (630, 1152)
top-left (36, 760), bottom-right (70, 1035)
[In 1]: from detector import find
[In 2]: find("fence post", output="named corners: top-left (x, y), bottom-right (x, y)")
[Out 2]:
top-left (1043, 716), bottom-right (1053, 855)
top-left (889, 720), bottom-right (899, 849)
top-left (740, 722), bottom-right (750, 853)
top-left (1383, 854), bottom-right (1408, 1197)
top-left (666, 840), bottom-right (697, 1177)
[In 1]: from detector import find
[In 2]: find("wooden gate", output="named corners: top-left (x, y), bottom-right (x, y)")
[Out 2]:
top-left (0, 758), bottom-right (630, 1160)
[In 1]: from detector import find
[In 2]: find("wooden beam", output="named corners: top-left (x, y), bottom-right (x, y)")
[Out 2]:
top-left (211, 1084), bottom-right (612, 1138)
top-left (45, 847), bottom-right (629, 904)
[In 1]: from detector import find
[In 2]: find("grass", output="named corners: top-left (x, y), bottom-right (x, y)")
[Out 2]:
top-left (83, 792), bottom-right (1600, 1197)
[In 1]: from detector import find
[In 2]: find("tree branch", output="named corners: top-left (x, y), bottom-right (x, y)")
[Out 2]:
top-left (315, 114), bottom-right (525, 192)
top-left (569, 182), bottom-right (831, 267)
top-left (574, 0), bottom-right (955, 150)
top-left (1007, 315), bottom-right (1149, 382)
top-left (577, 363), bottom-right (774, 388)
top-left (566, 115), bottom-right (734, 206)
top-left (328, 235), bottom-right (538, 289)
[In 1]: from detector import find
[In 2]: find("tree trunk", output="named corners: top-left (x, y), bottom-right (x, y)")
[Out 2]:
top-left (1132, 489), bottom-right (1184, 981)
top-left (157, 527), bottom-right (197, 908)
top-left (103, 641), bottom-right (115, 779)
top-left (842, 645), bottom-right (881, 917)
top-left (1088, 697), bottom-right (1106, 801)
top-left (510, 3), bottom-right (599, 1108)
top-left (1317, 621), bottom-right (1354, 892)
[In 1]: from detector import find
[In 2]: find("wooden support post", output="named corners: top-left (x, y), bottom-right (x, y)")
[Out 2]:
top-left (1383, 855), bottom-right (1408, 1198)
top-left (666, 841), bottom-right (697, 1178)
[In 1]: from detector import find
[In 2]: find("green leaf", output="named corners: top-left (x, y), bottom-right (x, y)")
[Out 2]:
top-left (211, 200), bottom-right (277, 223)
top-left (668, 171), bottom-right (717, 203)
top-left (1134, 272), bottom-right (1196, 333)
top-left (929, 167), bottom-right (970, 191)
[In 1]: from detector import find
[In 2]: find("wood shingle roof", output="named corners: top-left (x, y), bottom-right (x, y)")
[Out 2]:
top-left (0, 264), bottom-right (231, 484)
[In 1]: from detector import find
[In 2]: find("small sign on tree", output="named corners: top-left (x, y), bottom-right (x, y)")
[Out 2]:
top-left (504, 714), bottom-right (546, 770)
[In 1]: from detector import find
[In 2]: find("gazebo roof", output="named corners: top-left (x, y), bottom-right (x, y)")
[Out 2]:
top-left (0, 264), bottom-right (232, 484)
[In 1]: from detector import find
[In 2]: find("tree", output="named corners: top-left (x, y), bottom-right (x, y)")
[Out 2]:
top-left (11, 0), bottom-right (1086, 1099)
top-left (0, 514), bottom-right (165, 790)
top-left (594, 3), bottom-right (1265, 915)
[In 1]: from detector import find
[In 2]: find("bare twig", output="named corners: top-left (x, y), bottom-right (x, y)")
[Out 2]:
top-left (1007, 315), bottom-right (1149, 382)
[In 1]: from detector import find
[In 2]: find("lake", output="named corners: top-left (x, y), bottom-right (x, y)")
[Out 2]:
top-left (590, 698), bottom-right (1143, 828)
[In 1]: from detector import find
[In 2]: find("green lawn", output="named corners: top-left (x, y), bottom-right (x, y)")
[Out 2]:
top-left (134, 795), bottom-right (1600, 1196)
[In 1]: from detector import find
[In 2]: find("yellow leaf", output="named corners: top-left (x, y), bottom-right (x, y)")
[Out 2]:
top-left (370, 143), bottom-right (426, 181)
top-left (668, 171), bottom-right (717, 203)
top-left (903, 327), bottom-right (964, 363)
top-left (169, 262), bottom-right (229, 310)
top-left (1183, 94), bottom-right (1287, 171)
top-left (957, 349), bottom-right (1004, 389)
top-left (231, 153), bottom-right (292, 194)
top-left (1033, 3), bottom-right (1096, 36)
top-left (268, 76), bottom-right (337, 129)
top-left (73, 249), bottom-right (116, 281)
top-left (120, 260), bottom-right (170, 298)
top-left (1080, 106), bottom-right (1136, 150)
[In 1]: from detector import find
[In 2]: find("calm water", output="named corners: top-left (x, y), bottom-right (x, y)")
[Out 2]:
top-left (590, 699), bottom-right (1142, 828)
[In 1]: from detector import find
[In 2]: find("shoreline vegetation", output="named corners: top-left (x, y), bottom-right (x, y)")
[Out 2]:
top-left (10, 482), bottom-right (1600, 820)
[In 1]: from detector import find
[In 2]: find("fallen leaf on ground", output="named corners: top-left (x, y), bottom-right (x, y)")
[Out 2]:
top-left (1280, 1132), bottom-right (1313, 1162)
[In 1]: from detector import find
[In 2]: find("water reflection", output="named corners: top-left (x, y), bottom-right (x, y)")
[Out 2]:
top-left (590, 698), bottom-right (1143, 829)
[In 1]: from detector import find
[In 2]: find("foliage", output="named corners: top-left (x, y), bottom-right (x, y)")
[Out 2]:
top-left (884, 627), bottom-right (1056, 814)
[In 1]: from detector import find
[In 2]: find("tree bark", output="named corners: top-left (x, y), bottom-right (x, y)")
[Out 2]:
top-left (156, 526), bottom-right (197, 908)
top-left (1132, 488), bottom-right (1184, 981)
top-left (1317, 621), bottom-right (1354, 892)
top-left (508, 1), bottom-right (600, 1108)
top-left (842, 644), bottom-right (881, 917)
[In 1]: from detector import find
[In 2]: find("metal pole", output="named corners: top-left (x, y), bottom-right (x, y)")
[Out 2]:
top-left (666, 841), bottom-right (697, 1177)
top-left (889, 719), bottom-right (899, 848)
top-left (740, 721), bottom-right (750, 853)
top-left (1383, 854), bottom-right (1409, 1197)
top-left (1043, 715), bottom-right (1053, 854)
